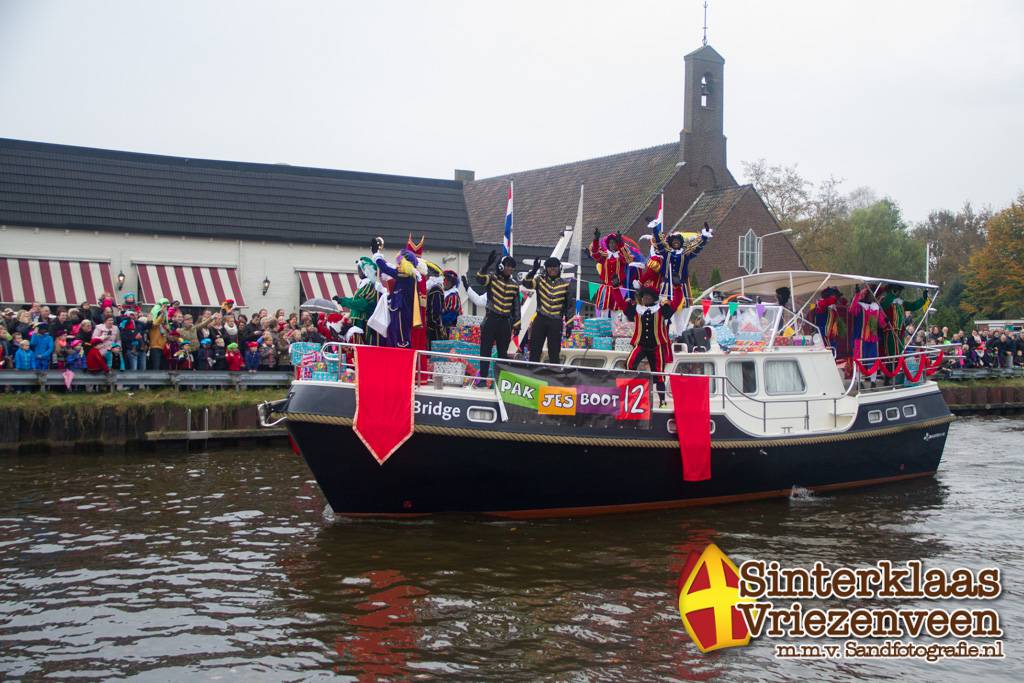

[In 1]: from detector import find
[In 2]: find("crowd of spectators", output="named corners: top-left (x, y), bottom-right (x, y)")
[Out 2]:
top-left (905, 320), bottom-right (1024, 369)
top-left (0, 293), bottom-right (334, 375)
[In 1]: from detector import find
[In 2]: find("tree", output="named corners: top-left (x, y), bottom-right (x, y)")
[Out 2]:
top-left (913, 202), bottom-right (989, 290)
top-left (830, 199), bottom-right (926, 281)
top-left (963, 196), bottom-right (1024, 318)
top-left (741, 159), bottom-right (811, 226)
top-left (709, 267), bottom-right (722, 287)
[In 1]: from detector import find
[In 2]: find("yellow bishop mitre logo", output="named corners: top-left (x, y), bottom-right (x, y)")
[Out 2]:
top-left (677, 543), bottom-right (753, 653)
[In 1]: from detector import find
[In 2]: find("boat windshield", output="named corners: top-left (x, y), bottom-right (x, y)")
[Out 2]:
top-left (681, 304), bottom-right (824, 351)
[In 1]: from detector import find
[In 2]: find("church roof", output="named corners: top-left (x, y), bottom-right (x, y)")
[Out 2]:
top-left (684, 44), bottom-right (725, 63)
top-left (0, 137), bottom-right (475, 251)
top-left (672, 185), bottom-right (762, 231)
top-left (464, 143), bottom-right (681, 248)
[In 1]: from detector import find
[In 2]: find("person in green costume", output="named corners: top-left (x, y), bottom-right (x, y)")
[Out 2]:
top-left (335, 257), bottom-right (382, 345)
top-left (879, 283), bottom-right (929, 381)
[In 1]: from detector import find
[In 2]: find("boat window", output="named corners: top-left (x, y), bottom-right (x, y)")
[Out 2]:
top-left (611, 359), bottom-right (628, 370)
top-left (666, 418), bottom-right (676, 434)
top-left (868, 410), bottom-right (883, 424)
top-left (902, 404), bottom-right (917, 418)
top-left (764, 360), bottom-right (806, 395)
top-left (674, 361), bottom-right (717, 394)
top-left (886, 407), bottom-right (900, 421)
top-left (467, 406), bottom-right (497, 423)
top-left (726, 360), bottom-right (757, 396)
top-left (570, 357), bottom-right (606, 369)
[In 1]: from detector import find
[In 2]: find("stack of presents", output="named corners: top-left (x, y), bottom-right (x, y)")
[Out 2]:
top-left (428, 313), bottom-right (638, 385)
top-left (291, 342), bottom-right (349, 382)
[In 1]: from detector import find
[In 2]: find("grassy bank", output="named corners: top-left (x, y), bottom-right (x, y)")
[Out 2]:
top-left (0, 388), bottom-right (288, 418)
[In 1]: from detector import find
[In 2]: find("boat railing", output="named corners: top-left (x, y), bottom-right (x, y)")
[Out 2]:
top-left (851, 347), bottom-right (947, 394)
top-left (315, 342), bottom-right (943, 434)
top-left (334, 343), bottom-right (856, 433)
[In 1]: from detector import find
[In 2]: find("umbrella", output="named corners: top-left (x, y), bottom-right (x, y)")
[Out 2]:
top-left (300, 297), bottom-right (340, 314)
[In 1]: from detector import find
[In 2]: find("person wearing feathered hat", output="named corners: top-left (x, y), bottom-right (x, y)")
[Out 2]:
top-left (588, 228), bottom-right (632, 317)
top-left (648, 217), bottom-right (713, 334)
top-left (624, 286), bottom-right (683, 407)
top-left (440, 269), bottom-right (462, 338)
top-left (371, 236), bottom-right (422, 349)
top-left (425, 263), bottom-right (449, 343)
top-left (336, 256), bottom-right (381, 345)
top-left (813, 287), bottom-right (847, 353)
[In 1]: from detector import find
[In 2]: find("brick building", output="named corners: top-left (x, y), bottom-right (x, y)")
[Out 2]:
top-left (462, 43), bottom-right (805, 289)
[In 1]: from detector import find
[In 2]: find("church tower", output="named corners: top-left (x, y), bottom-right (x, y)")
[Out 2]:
top-left (679, 44), bottom-right (730, 192)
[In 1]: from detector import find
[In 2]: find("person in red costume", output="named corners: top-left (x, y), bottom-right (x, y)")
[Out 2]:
top-left (589, 228), bottom-right (631, 317)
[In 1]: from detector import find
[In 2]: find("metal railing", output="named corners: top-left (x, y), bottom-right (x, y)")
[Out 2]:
top-left (318, 342), bottom-right (869, 434)
top-left (0, 370), bottom-right (293, 391)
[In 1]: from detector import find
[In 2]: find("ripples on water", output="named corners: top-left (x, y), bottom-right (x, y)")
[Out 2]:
top-left (0, 416), bottom-right (1021, 681)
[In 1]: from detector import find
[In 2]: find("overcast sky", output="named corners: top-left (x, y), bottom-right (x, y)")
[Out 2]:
top-left (1, 0), bottom-right (1021, 223)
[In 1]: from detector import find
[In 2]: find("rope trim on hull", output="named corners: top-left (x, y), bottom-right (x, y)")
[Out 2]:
top-left (286, 412), bottom-right (956, 449)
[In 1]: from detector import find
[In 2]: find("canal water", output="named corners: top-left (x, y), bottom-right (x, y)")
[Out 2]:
top-left (1, 416), bottom-right (1021, 681)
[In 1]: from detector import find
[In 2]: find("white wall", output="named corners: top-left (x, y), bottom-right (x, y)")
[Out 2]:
top-left (0, 225), bottom-right (469, 313)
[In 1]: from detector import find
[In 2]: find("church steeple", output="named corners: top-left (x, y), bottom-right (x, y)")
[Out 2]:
top-left (679, 44), bottom-right (728, 191)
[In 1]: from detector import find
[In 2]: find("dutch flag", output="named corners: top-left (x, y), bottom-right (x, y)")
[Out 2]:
top-left (503, 181), bottom-right (514, 257)
top-left (648, 193), bottom-right (664, 233)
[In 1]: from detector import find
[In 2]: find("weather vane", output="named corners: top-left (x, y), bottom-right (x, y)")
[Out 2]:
top-left (702, 1), bottom-right (709, 46)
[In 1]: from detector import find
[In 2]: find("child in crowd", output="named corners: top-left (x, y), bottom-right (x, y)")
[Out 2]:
top-left (65, 339), bottom-right (86, 370)
top-left (259, 335), bottom-right (277, 370)
top-left (212, 337), bottom-right (227, 370)
top-left (14, 339), bottom-right (34, 370)
top-left (85, 338), bottom-right (110, 374)
top-left (30, 323), bottom-right (54, 370)
top-left (225, 342), bottom-right (244, 371)
top-left (109, 343), bottom-right (125, 371)
top-left (196, 338), bottom-right (215, 370)
top-left (174, 340), bottom-right (194, 370)
top-left (243, 341), bottom-right (261, 373)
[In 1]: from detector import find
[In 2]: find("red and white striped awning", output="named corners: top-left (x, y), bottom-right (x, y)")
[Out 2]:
top-left (0, 257), bottom-right (114, 306)
top-left (135, 263), bottom-right (247, 308)
top-left (298, 270), bottom-right (361, 301)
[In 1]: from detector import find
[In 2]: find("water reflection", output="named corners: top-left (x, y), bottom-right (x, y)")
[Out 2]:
top-left (0, 417), bottom-right (1021, 680)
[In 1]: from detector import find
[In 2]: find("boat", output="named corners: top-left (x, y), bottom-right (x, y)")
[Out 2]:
top-left (259, 271), bottom-right (954, 518)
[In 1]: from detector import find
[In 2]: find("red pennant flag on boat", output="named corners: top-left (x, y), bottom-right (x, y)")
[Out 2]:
top-left (669, 375), bottom-right (711, 481)
top-left (353, 346), bottom-right (416, 464)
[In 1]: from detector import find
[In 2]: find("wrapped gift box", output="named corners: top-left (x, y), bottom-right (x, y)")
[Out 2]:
top-left (451, 323), bottom-right (481, 343)
top-left (433, 361), bottom-right (468, 386)
top-left (430, 340), bottom-right (457, 353)
top-left (614, 337), bottom-right (633, 353)
top-left (591, 336), bottom-right (614, 351)
top-left (583, 317), bottom-right (613, 336)
top-left (290, 342), bottom-right (322, 366)
top-left (457, 314), bottom-right (484, 327)
top-left (562, 332), bottom-right (592, 349)
top-left (612, 319), bottom-right (634, 338)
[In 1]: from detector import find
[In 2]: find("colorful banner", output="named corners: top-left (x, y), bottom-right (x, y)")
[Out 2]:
top-left (495, 362), bottom-right (652, 429)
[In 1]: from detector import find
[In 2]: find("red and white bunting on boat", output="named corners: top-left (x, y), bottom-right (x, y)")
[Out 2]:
top-left (297, 270), bottom-right (361, 300)
top-left (0, 257), bottom-right (114, 305)
top-left (135, 263), bottom-right (246, 308)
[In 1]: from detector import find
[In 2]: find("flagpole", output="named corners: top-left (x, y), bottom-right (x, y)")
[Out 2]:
top-left (573, 185), bottom-right (584, 310)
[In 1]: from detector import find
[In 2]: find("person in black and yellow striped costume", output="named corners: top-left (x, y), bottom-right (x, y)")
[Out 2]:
top-left (521, 257), bottom-right (575, 364)
top-left (475, 250), bottom-right (520, 382)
